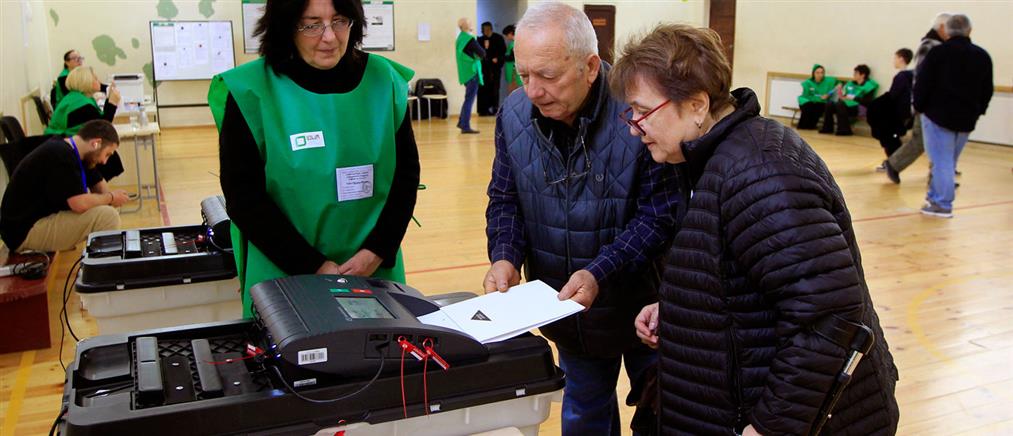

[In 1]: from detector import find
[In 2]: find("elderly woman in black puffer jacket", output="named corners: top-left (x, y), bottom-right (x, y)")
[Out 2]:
top-left (610, 24), bottom-right (900, 436)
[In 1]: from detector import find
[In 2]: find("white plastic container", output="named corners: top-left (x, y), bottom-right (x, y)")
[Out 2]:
top-left (78, 278), bottom-right (242, 334)
top-left (313, 390), bottom-right (561, 436)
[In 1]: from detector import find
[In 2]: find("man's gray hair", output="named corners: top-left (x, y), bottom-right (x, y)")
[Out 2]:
top-left (517, 2), bottom-right (598, 58)
top-left (945, 14), bottom-right (971, 37)
top-left (932, 12), bottom-right (952, 29)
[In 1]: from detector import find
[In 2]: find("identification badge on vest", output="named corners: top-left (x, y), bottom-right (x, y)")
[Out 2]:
top-left (290, 131), bottom-right (326, 151)
top-left (336, 164), bottom-right (374, 202)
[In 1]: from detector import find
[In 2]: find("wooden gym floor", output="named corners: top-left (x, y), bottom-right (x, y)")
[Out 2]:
top-left (1, 116), bottom-right (1012, 435)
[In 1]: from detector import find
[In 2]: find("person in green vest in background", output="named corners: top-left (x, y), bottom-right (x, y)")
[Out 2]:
top-left (50, 49), bottom-right (84, 108)
top-left (208, 0), bottom-right (421, 318)
top-left (455, 17), bottom-right (485, 134)
top-left (46, 66), bottom-right (125, 182)
top-left (502, 24), bottom-right (522, 95)
top-left (796, 64), bottom-right (836, 129)
top-left (820, 64), bottom-right (879, 136)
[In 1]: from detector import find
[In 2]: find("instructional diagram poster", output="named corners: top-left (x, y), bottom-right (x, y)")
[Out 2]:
top-left (362, 1), bottom-right (395, 51)
top-left (242, 0), bottom-right (266, 54)
top-left (150, 21), bottom-right (235, 81)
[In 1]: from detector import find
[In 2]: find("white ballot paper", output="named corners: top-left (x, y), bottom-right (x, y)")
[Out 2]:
top-left (418, 280), bottom-right (584, 344)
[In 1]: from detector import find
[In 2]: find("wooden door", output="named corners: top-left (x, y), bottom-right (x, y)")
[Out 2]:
top-left (583, 5), bottom-right (616, 64)
top-left (709, 0), bottom-right (736, 70)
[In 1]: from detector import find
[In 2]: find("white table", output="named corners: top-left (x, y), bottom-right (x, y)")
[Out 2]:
top-left (114, 122), bottom-right (161, 213)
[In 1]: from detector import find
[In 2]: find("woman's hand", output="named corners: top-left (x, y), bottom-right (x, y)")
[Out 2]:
top-left (634, 303), bottom-right (660, 349)
top-left (337, 249), bottom-right (382, 276)
top-left (316, 260), bottom-right (340, 275)
top-left (107, 84), bottom-right (122, 106)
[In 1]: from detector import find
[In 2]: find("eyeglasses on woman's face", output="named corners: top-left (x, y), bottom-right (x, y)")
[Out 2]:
top-left (297, 17), bottom-right (354, 37)
top-left (620, 99), bottom-right (671, 136)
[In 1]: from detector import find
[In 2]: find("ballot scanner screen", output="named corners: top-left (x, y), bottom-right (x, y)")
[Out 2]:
top-left (334, 296), bottom-right (395, 319)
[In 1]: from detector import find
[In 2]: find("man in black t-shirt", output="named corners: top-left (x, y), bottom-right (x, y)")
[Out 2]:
top-left (1, 120), bottom-right (129, 252)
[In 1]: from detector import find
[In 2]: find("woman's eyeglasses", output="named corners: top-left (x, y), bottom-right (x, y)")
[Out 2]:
top-left (297, 18), bottom-right (354, 37)
top-left (620, 100), bottom-right (671, 136)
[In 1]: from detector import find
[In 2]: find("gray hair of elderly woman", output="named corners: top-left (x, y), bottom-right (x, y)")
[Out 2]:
top-left (516, 2), bottom-right (598, 61)
top-left (945, 14), bottom-right (971, 37)
top-left (932, 12), bottom-right (952, 28)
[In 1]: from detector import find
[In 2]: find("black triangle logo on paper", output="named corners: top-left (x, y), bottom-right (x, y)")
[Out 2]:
top-left (471, 310), bottom-right (491, 321)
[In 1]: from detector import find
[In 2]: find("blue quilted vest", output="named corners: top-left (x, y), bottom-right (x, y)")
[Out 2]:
top-left (495, 66), bottom-right (660, 357)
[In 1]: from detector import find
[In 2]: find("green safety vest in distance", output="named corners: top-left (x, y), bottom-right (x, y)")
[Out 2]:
top-left (504, 41), bottom-right (521, 87)
top-left (208, 54), bottom-right (413, 317)
top-left (45, 91), bottom-right (99, 136)
top-left (456, 32), bottom-right (483, 86)
top-left (53, 68), bottom-right (70, 108)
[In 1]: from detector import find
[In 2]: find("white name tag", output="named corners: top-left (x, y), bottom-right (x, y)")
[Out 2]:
top-left (290, 131), bottom-right (325, 151)
top-left (336, 164), bottom-right (374, 202)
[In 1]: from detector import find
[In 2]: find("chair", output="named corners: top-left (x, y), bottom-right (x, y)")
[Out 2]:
top-left (0, 116), bottom-right (26, 144)
top-left (31, 96), bottom-right (52, 127)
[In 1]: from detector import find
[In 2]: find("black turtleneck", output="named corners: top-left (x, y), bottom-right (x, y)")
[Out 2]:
top-left (218, 50), bottom-right (420, 275)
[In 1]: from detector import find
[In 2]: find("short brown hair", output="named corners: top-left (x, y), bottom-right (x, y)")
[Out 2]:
top-left (610, 24), bottom-right (734, 115)
top-left (77, 120), bottom-right (119, 146)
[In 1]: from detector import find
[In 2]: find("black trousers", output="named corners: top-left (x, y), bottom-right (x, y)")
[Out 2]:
top-left (477, 65), bottom-right (502, 116)
top-left (797, 102), bottom-right (825, 129)
top-left (820, 100), bottom-right (859, 134)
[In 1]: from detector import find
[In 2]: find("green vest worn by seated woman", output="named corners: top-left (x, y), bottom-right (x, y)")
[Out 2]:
top-left (45, 91), bottom-right (100, 136)
top-left (504, 40), bottom-right (521, 87)
top-left (798, 64), bottom-right (837, 106)
top-left (208, 54), bottom-right (413, 317)
top-left (455, 32), bottom-right (483, 86)
top-left (52, 68), bottom-right (70, 107)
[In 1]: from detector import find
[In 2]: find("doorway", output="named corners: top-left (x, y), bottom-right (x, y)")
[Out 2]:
top-left (583, 5), bottom-right (616, 64)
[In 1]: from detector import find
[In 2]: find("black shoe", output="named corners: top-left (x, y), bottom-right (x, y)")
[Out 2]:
top-left (835, 130), bottom-right (853, 136)
top-left (818, 128), bottom-right (833, 134)
top-left (885, 161), bottom-right (900, 184)
top-left (461, 129), bottom-right (480, 134)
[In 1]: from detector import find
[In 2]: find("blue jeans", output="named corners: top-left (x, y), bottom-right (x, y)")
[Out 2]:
top-left (921, 114), bottom-right (969, 210)
top-left (557, 345), bottom-right (657, 436)
top-left (458, 77), bottom-right (479, 130)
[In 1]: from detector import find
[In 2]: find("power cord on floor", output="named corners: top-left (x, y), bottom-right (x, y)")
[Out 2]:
top-left (59, 255), bottom-right (84, 372)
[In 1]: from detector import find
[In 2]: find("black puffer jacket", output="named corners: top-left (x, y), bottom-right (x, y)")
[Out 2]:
top-left (657, 88), bottom-right (899, 435)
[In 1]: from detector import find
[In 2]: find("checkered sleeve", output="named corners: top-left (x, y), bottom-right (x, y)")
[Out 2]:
top-left (585, 153), bottom-right (680, 281)
top-left (485, 119), bottom-right (527, 269)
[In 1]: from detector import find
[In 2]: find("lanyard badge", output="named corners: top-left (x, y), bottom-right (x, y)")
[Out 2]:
top-left (68, 137), bottom-right (89, 192)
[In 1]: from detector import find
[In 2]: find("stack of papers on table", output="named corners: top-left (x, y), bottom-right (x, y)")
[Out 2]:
top-left (418, 280), bottom-right (584, 343)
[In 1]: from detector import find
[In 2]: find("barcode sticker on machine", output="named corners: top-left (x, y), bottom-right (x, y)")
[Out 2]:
top-left (297, 348), bottom-right (328, 365)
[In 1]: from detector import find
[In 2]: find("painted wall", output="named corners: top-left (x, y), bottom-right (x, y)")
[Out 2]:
top-left (733, 2), bottom-right (1013, 114)
top-left (555, 0), bottom-right (708, 51)
top-left (478, 0), bottom-right (523, 34)
top-left (1, 0), bottom-right (52, 133)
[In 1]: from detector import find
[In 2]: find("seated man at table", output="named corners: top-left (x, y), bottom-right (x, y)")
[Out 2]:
top-left (1, 120), bottom-right (129, 252)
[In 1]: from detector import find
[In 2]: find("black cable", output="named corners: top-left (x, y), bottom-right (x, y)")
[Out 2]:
top-left (270, 342), bottom-right (390, 404)
top-left (59, 255), bottom-right (84, 371)
top-left (48, 405), bottom-right (67, 436)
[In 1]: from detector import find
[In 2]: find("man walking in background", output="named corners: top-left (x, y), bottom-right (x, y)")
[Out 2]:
top-left (477, 21), bottom-right (506, 116)
top-left (455, 17), bottom-right (485, 134)
top-left (915, 14), bottom-right (993, 218)
top-left (882, 12), bottom-right (949, 183)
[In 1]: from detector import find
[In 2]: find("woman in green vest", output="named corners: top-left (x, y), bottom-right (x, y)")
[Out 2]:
top-left (51, 49), bottom-right (84, 108)
top-left (796, 64), bottom-right (836, 129)
top-left (820, 64), bottom-right (879, 136)
top-left (208, 0), bottom-right (420, 318)
top-left (46, 66), bottom-right (125, 181)
top-left (502, 25), bottom-right (522, 95)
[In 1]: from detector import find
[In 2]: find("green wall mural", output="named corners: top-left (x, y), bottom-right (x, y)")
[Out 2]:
top-left (49, 9), bottom-right (59, 26)
top-left (92, 35), bottom-right (127, 66)
top-left (199, 0), bottom-right (217, 18)
top-left (132, 38), bottom-right (140, 49)
top-left (157, 0), bottom-right (179, 20)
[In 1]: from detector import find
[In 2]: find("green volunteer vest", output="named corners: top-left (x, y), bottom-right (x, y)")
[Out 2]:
top-left (456, 32), bottom-right (483, 86)
top-left (842, 78), bottom-right (879, 107)
top-left (45, 91), bottom-right (99, 136)
top-left (504, 41), bottom-right (521, 87)
top-left (798, 77), bottom-right (837, 106)
top-left (208, 55), bottom-right (413, 317)
top-left (53, 68), bottom-right (70, 107)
